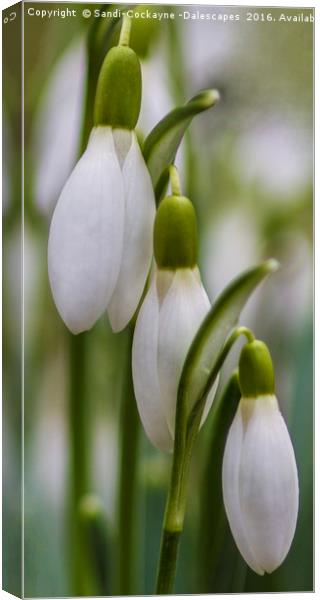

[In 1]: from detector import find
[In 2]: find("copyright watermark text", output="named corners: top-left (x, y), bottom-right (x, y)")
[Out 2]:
top-left (25, 6), bottom-right (315, 24)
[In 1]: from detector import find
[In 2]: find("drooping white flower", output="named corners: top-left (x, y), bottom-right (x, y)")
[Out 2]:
top-left (132, 170), bottom-right (218, 452)
top-left (48, 126), bottom-right (155, 334)
top-left (48, 33), bottom-right (155, 335)
top-left (222, 340), bottom-right (299, 575)
top-left (132, 266), bottom-right (218, 452)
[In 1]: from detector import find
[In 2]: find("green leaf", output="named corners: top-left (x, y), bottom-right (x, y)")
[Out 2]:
top-left (143, 89), bottom-right (220, 201)
top-left (178, 259), bottom-right (279, 434)
top-left (197, 372), bottom-right (242, 592)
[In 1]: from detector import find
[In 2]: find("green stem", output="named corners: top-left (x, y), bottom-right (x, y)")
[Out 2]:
top-left (166, 16), bottom-right (195, 200)
top-left (70, 334), bottom-right (89, 499)
top-left (156, 326), bottom-right (255, 594)
top-left (117, 324), bottom-right (140, 595)
top-left (155, 384), bottom-right (190, 593)
top-left (119, 14), bottom-right (132, 47)
top-left (156, 530), bottom-right (181, 594)
top-left (69, 332), bottom-right (90, 595)
top-left (169, 165), bottom-right (182, 196)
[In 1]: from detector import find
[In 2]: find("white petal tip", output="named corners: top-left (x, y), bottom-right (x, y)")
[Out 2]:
top-left (58, 312), bottom-right (94, 335)
top-left (254, 566), bottom-right (265, 576)
top-left (107, 306), bottom-right (132, 334)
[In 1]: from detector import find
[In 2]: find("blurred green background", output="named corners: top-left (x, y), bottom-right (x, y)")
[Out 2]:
top-left (3, 3), bottom-right (313, 596)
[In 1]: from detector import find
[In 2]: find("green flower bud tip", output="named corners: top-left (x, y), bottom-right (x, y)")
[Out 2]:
top-left (195, 89), bottom-right (220, 110)
top-left (239, 340), bottom-right (275, 397)
top-left (154, 194), bottom-right (198, 269)
top-left (94, 46), bottom-right (141, 130)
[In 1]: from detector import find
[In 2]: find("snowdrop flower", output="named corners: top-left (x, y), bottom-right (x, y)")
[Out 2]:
top-left (132, 167), bottom-right (218, 452)
top-left (48, 18), bottom-right (155, 334)
top-left (223, 339), bottom-right (299, 575)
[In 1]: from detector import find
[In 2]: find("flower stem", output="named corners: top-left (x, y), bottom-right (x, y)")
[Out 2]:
top-left (156, 530), bottom-right (181, 594)
top-left (69, 332), bottom-right (90, 594)
top-left (155, 398), bottom-right (190, 593)
top-left (117, 324), bottom-right (140, 594)
top-left (169, 165), bottom-right (182, 196)
top-left (119, 14), bottom-right (132, 47)
top-left (237, 326), bottom-right (255, 343)
top-left (155, 326), bottom-right (255, 594)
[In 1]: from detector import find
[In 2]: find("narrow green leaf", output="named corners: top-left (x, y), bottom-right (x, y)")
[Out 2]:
top-left (178, 259), bottom-right (279, 428)
top-left (143, 89), bottom-right (220, 201)
top-left (197, 372), bottom-right (242, 592)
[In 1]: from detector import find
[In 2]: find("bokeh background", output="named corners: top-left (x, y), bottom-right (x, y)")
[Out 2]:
top-left (3, 3), bottom-right (313, 596)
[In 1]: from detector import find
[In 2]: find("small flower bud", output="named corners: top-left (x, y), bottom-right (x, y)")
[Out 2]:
top-left (154, 194), bottom-right (198, 270)
top-left (94, 46), bottom-right (142, 130)
top-left (239, 340), bottom-right (275, 397)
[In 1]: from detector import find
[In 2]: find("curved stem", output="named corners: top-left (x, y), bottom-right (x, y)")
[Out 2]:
top-left (237, 326), bottom-right (255, 343)
top-left (187, 326), bottom-right (254, 434)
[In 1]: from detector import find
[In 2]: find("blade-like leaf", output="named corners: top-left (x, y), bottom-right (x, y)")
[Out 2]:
top-left (197, 372), bottom-right (242, 592)
top-left (143, 89), bottom-right (220, 201)
top-left (178, 259), bottom-right (279, 431)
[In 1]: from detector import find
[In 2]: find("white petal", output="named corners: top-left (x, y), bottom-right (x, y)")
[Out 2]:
top-left (155, 268), bottom-right (175, 303)
top-left (48, 127), bottom-right (124, 334)
top-left (112, 128), bottom-right (132, 168)
top-left (222, 405), bottom-right (265, 575)
top-left (108, 132), bottom-right (155, 332)
top-left (239, 395), bottom-right (299, 573)
top-left (132, 275), bottom-right (173, 452)
top-left (157, 268), bottom-right (211, 436)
